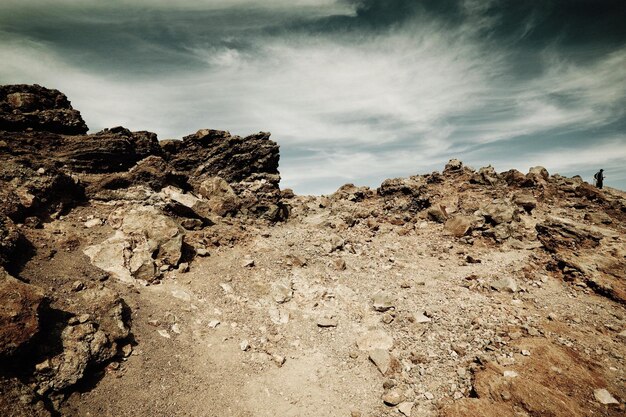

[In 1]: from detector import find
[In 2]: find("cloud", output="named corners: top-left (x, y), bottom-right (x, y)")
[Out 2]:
top-left (0, 0), bottom-right (624, 194)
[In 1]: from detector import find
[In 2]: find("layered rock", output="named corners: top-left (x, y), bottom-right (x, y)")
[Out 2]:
top-left (161, 129), bottom-right (284, 218)
top-left (0, 84), bottom-right (88, 135)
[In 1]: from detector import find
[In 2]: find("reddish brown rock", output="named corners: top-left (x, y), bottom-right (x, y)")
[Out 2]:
top-left (0, 268), bottom-right (45, 356)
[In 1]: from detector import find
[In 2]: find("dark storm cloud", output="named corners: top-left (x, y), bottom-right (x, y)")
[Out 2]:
top-left (0, 0), bottom-right (624, 192)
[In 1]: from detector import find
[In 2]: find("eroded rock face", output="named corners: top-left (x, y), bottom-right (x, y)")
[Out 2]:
top-left (162, 129), bottom-right (279, 184)
top-left (161, 129), bottom-right (283, 218)
top-left (0, 85), bottom-right (88, 135)
top-left (0, 268), bottom-right (45, 356)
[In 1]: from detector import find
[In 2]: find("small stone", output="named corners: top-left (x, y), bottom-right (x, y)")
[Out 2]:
top-left (78, 314), bottom-right (90, 323)
top-left (327, 235), bottom-right (345, 252)
top-left (503, 370), bottom-right (518, 378)
top-left (71, 280), bottom-right (85, 292)
top-left (272, 281), bottom-right (293, 304)
top-left (272, 354), bottom-right (286, 366)
top-left (424, 392), bottom-right (434, 400)
top-left (242, 258), bottom-right (255, 268)
top-left (122, 344), bottom-right (133, 357)
top-left (593, 388), bottom-right (618, 405)
top-left (240, 340), bottom-right (250, 351)
top-left (158, 329), bottom-right (171, 339)
top-left (382, 390), bottom-right (404, 406)
top-left (177, 262), bottom-right (189, 273)
top-left (369, 349), bottom-right (391, 375)
top-left (36, 167), bottom-right (46, 175)
top-left (350, 411), bottom-right (362, 417)
top-left (333, 258), bottom-right (347, 271)
top-left (208, 320), bottom-right (221, 328)
top-left (349, 350), bottom-right (359, 359)
top-left (317, 317), bottom-right (338, 328)
top-left (160, 264), bottom-right (170, 272)
top-left (220, 283), bottom-right (233, 293)
top-left (398, 401), bottom-right (414, 416)
top-left (35, 359), bottom-right (51, 372)
top-left (414, 312), bottom-right (432, 323)
top-left (171, 323), bottom-right (181, 334)
top-left (196, 248), bottom-right (209, 257)
top-left (84, 218), bottom-right (102, 228)
top-left (372, 291), bottom-right (395, 312)
top-left (491, 277), bottom-right (518, 293)
top-left (381, 313), bottom-right (394, 324)
top-left (521, 349), bottom-right (531, 356)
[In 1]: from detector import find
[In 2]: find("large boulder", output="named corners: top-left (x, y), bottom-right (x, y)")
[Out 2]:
top-left (84, 206), bottom-right (183, 282)
top-left (197, 177), bottom-right (241, 216)
top-left (0, 84), bottom-right (88, 134)
top-left (0, 268), bottom-right (45, 356)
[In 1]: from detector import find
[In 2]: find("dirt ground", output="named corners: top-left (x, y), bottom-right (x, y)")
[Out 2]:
top-left (16, 191), bottom-right (625, 417)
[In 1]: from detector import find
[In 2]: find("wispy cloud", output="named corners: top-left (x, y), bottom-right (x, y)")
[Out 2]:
top-left (0, 0), bottom-right (624, 193)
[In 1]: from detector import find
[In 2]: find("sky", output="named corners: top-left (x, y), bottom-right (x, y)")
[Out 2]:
top-left (1, 0), bottom-right (625, 194)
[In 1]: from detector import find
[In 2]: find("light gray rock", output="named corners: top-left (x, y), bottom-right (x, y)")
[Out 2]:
top-left (317, 317), bottom-right (338, 328)
top-left (372, 291), bottom-right (395, 312)
top-left (491, 277), bottom-right (518, 293)
top-left (593, 388), bottom-right (618, 405)
top-left (369, 349), bottom-right (391, 375)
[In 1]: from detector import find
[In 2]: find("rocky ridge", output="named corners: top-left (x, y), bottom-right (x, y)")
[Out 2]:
top-left (0, 85), bottom-right (624, 417)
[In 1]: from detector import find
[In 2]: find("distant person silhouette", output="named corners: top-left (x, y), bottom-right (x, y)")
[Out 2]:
top-left (593, 169), bottom-right (605, 189)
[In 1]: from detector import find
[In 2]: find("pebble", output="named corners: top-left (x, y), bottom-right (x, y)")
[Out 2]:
top-left (414, 312), bottom-right (432, 324)
top-left (84, 218), bottom-right (102, 228)
top-left (242, 258), bottom-right (255, 268)
top-left (491, 276), bottom-right (518, 293)
top-left (208, 320), bottom-right (221, 329)
top-left (196, 248), bottom-right (209, 257)
top-left (157, 330), bottom-right (171, 339)
top-left (593, 388), bottom-right (619, 405)
top-left (424, 392), bottom-right (434, 400)
top-left (382, 390), bottom-right (403, 406)
top-left (240, 340), bottom-right (250, 351)
top-left (503, 370), bottom-right (518, 378)
top-left (521, 349), bottom-right (531, 356)
top-left (317, 317), bottom-right (338, 328)
top-left (398, 401), bottom-right (414, 416)
top-left (369, 349), bottom-right (391, 375)
top-left (272, 354), bottom-right (286, 366)
top-left (372, 291), bottom-right (395, 312)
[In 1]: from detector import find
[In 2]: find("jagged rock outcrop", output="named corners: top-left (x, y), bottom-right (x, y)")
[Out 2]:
top-left (0, 84), bottom-right (88, 135)
top-left (161, 129), bottom-right (284, 218)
